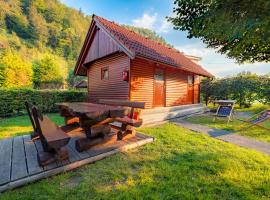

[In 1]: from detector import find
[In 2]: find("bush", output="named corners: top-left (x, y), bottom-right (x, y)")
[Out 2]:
top-left (0, 89), bottom-right (87, 117)
top-left (201, 72), bottom-right (270, 107)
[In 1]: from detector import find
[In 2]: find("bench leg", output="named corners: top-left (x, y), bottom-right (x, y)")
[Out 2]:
top-left (30, 131), bottom-right (39, 141)
top-left (117, 125), bottom-right (136, 140)
top-left (37, 147), bottom-right (69, 166)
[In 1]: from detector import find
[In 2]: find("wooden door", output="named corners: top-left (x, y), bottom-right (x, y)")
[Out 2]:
top-left (187, 75), bottom-right (194, 104)
top-left (154, 68), bottom-right (165, 107)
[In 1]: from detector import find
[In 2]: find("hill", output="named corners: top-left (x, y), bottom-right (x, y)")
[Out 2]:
top-left (0, 0), bottom-right (173, 88)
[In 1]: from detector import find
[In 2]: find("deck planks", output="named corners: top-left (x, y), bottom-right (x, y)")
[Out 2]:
top-left (23, 135), bottom-right (43, 175)
top-left (0, 138), bottom-right (13, 185)
top-left (11, 136), bottom-right (28, 181)
top-left (0, 132), bottom-right (153, 193)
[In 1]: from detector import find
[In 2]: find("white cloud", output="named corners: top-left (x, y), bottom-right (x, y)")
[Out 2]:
top-left (157, 19), bottom-right (172, 33)
top-left (132, 13), bottom-right (157, 29)
top-left (175, 43), bottom-right (270, 77)
top-left (132, 13), bottom-right (172, 33)
top-left (175, 43), bottom-right (214, 57)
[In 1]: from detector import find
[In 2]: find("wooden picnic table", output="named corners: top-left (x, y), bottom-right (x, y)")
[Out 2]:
top-left (56, 102), bottom-right (129, 151)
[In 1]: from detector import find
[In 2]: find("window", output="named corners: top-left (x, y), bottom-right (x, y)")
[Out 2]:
top-left (101, 67), bottom-right (109, 80)
top-left (188, 75), bottom-right (194, 85)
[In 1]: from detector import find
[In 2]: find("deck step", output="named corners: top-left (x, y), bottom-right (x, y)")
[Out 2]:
top-left (141, 104), bottom-right (205, 125)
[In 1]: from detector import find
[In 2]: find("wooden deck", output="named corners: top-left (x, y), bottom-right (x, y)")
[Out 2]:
top-left (0, 129), bottom-right (154, 193)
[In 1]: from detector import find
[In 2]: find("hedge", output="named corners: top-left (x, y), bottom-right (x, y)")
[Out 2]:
top-left (0, 89), bottom-right (87, 117)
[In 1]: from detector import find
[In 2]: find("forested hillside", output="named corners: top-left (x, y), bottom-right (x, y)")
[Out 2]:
top-left (0, 0), bottom-right (172, 89)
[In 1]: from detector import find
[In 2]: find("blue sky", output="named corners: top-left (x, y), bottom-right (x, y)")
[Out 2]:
top-left (61, 0), bottom-right (270, 77)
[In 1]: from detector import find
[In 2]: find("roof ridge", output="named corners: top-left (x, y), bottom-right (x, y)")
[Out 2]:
top-left (95, 15), bottom-right (179, 53)
top-left (92, 15), bottom-right (213, 77)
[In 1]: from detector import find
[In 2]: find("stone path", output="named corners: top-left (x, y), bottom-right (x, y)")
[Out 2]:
top-left (173, 120), bottom-right (270, 155)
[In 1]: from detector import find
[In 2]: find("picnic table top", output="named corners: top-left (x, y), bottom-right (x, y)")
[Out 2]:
top-left (56, 102), bottom-right (128, 119)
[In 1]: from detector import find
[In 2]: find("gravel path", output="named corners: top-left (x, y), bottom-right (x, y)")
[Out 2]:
top-left (173, 120), bottom-right (270, 155)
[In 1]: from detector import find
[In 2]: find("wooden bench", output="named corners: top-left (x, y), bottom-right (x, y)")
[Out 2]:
top-left (31, 106), bottom-right (71, 166)
top-left (25, 102), bottom-right (80, 140)
top-left (98, 99), bottom-right (145, 140)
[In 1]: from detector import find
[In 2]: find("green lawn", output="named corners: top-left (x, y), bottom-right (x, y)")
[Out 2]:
top-left (0, 113), bottom-right (64, 139)
top-left (1, 115), bottom-right (270, 199)
top-left (185, 105), bottom-right (270, 143)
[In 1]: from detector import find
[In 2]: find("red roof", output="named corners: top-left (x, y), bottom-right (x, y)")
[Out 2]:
top-left (94, 15), bottom-right (213, 77)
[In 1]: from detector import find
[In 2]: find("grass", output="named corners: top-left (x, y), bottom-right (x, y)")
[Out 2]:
top-left (1, 115), bottom-right (270, 199)
top-left (186, 104), bottom-right (270, 143)
top-left (0, 113), bottom-right (64, 139)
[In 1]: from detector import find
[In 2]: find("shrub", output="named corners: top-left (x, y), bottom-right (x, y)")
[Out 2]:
top-left (201, 72), bottom-right (270, 107)
top-left (0, 89), bottom-right (87, 117)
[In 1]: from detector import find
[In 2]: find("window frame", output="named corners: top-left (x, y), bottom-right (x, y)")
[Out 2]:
top-left (187, 75), bottom-right (194, 85)
top-left (101, 67), bottom-right (109, 80)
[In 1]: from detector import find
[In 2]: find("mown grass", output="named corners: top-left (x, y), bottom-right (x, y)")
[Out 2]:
top-left (0, 113), bottom-right (64, 139)
top-left (0, 118), bottom-right (270, 199)
top-left (186, 104), bottom-right (270, 143)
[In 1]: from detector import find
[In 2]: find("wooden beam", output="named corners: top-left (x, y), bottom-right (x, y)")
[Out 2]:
top-left (98, 99), bottom-right (145, 109)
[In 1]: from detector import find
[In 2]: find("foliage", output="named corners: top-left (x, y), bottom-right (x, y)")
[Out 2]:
top-left (123, 25), bottom-right (174, 48)
top-left (0, 88), bottom-right (87, 116)
top-left (257, 75), bottom-right (270, 105)
top-left (201, 72), bottom-right (270, 107)
top-left (1, 122), bottom-right (270, 199)
top-left (32, 54), bottom-right (64, 88)
top-left (169, 0), bottom-right (270, 63)
top-left (0, 50), bottom-right (33, 88)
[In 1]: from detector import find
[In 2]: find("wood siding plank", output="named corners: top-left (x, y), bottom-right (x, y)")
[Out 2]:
top-left (130, 58), bottom-right (154, 109)
top-left (166, 68), bottom-right (190, 106)
top-left (23, 135), bottom-right (43, 175)
top-left (85, 29), bottom-right (120, 64)
top-left (0, 138), bottom-right (13, 185)
top-left (88, 53), bottom-right (130, 102)
top-left (11, 136), bottom-right (28, 181)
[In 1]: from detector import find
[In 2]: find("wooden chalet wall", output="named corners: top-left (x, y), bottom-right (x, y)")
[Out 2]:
top-left (130, 58), bottom-right (154, 109)
top-left (193, 75), bottom-right (200, 104)
top-left (130, 58), bottom-right (200, 108)
top-left (87, 53), bottom-right (130, 102)
top-left (165, 68), bottom-right (189, 106)
top-left (130, 58), bottom-right (200, 109)
top-left (84, 28), bottom-right (121, 64)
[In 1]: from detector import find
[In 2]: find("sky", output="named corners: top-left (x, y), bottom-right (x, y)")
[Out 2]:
top-left (60, 0), bottom-right (270, 77)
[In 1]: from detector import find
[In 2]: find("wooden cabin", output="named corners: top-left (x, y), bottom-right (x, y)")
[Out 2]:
top-left (74, 15), bottom-right (213, 109)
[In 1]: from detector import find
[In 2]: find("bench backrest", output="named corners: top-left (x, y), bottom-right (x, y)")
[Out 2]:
top-left (31, 106), bottom-right (51, 151)
top-left (32, 106), bottom-right (70, 151)
top-left (98, 99), bottom-right (145, 119)
top-left (25, 101), bottom-right (37, 133)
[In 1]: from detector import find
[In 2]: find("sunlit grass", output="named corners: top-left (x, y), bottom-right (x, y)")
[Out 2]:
top-left (1, 123), bottom-right (270, 199)
top-left (0, 113), bottom-right (64, 139)
top-left (186, 104), bottom-right (270, 142)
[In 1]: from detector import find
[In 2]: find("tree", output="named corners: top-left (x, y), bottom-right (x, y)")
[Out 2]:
top-left (32, 54), bottom-right (64, 88)
top-left (169, 0), bottom-right (270, 63)
top-left (0, 50), bottom-right (33, 88)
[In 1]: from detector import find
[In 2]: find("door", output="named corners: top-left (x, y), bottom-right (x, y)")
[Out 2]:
top-left (154, 68), bottom-right (165, 107)
top-left (187, 75), bottom-right (194, 104)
